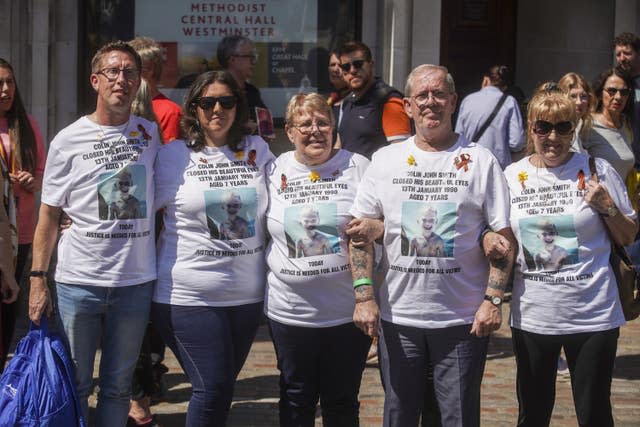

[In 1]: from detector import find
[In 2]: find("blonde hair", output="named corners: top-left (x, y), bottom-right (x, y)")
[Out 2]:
top-left (128, 37), bottom-right (163, 81)
top-left (526, 88), bottom-right (577, 154)
top-left (285, 93), bottom-right (334, 126)
top-left (557, 72), bottom-right (595, 140)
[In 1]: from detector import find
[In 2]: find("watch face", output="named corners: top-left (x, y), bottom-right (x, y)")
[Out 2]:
top-left (491, 296), bottom-right (502, 305)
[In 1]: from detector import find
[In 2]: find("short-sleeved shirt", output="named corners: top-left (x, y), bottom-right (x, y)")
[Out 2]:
top-left (42, 115), bottom-right (160, 286)
top-left (152, 93), bottom-right (182, 143)
top-left (265, 149), bottom-right (370, 327)
top-left (350, 135), bottom-right (510, 329)
top-left (504, 154), bottom-right (634, 334)
top-left (154, 135), bottom-right (274, 306)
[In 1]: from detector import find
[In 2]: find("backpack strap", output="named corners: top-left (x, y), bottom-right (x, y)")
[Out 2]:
top-left (472, 92), bottom-right (508, 142)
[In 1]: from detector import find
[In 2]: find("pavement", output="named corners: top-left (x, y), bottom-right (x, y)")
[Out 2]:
top-left (119, 305), bottom-right (639, 427)
top-left (10, 136), bottom-right (640, 426)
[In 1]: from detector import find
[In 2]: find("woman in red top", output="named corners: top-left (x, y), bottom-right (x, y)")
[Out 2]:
top-left (0, 58), bottom-right (46, 368)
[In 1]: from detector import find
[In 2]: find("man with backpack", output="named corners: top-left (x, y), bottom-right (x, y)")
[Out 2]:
top-left (336, 41), bottom-right (411, 158)
top-left (27, 41), bottom-right (160, 427)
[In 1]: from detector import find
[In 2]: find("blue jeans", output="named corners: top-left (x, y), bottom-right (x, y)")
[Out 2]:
top-left (379, 321), bottom-right (489, 427)
top-left (56, 281), bottom-right (153, 427)
top-left (269, 319), bottom-right (372, 427)
top-left (151, 302), bottom-right (263, 427)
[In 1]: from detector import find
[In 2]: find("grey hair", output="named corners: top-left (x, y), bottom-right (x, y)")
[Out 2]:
top-left (404, 64), bottom-right (456, 96)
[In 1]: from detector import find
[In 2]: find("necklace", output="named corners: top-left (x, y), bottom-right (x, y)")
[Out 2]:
top-left (93, 117), bottom-right (132, 164)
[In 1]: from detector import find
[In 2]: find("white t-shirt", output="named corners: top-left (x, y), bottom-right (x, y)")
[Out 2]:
top-left (265, 149), bottom-right (370, 327)
top-left (350, 135), bottom-right (510, 329)
top-left (42, 115), bottom-right (160, 286)
top-left (504, 154), bottom-right (634, 334)
top-left (154, 136), bottom-right (274, 306)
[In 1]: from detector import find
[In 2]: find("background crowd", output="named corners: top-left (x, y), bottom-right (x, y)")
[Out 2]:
top-left (0, 29), bottom-right (638, 427)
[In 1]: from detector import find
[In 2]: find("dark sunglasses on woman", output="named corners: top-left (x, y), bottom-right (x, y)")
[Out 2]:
top-left (533, 120), bottom-right (573, 136)
top-left (604, 87), bottom-right (631, 97)
top-left (194, 96), bottom-right (237, 110)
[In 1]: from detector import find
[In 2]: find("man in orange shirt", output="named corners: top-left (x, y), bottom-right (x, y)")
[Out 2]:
top-left (336, 41), bottom-right (411, 158)
top-left (129, 37), bottom-right (182, 143)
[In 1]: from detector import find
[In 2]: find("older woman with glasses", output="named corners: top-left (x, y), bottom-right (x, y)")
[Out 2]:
top-left (583, 67), bottom-right (635, 179)
top-left (265, 92), bottom-right (376, 426)
top-left (495, 87), bottom-right (637, 426)
top-left (152, 70), bottom-right (274, 426)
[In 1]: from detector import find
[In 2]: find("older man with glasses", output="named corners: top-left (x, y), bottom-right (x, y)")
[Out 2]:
top-left (336, 41), bottom-right (411, 159)
top-left (28, 40), bottom-right (161, 427)
top-left (348, 64), bottom-right (515, 427)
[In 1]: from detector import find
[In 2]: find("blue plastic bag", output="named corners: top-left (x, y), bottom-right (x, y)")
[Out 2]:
top-left (0, 318), bottom-right (86, 426)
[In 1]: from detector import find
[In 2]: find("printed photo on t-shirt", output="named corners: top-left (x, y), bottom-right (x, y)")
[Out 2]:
top-left (401, 201), bottom-right (455, 257)
top-left (204, 187), bottom-right (257, 240)
top-left (284, 203), bottom-right (340, 258)
top-left (519, 215), bottom-right (578, 271)
top-left (98, 165), bottom-right (147, 220)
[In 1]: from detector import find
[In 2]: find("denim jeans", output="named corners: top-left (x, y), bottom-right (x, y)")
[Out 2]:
top-left (151, 301), bottom-right (263, 427)
top-left (269, 319), bottom-right (372, 427)
top-left (379, 321), bottom-right (489, 427)
top-left (56, 281), bottom-right (153, 427)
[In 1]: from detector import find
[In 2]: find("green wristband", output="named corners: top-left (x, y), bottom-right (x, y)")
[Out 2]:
top-left (353, 278), bottom-right (373, 288)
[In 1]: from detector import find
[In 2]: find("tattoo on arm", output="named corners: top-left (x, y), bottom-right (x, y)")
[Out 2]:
top-left (350, 242), bottom-right (375, 303)
top-left (486, 229), bottom-right (516, 294)
top-left (350, 243), bottom-right (373, 280)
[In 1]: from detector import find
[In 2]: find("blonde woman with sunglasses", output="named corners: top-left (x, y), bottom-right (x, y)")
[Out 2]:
top-left (493, 88), bottom-right (638, 426)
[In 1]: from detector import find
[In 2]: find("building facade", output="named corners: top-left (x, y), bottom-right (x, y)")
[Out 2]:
top-left (1, 0), bottom-right (639, 143)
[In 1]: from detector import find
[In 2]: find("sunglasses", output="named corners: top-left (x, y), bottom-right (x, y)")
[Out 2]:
top-left (194, 96), bottom-right (237, 110)
top-left (533, 120), bottom-right (573, 136)
top-left (339, 59), bottom-right (366, 72)
top-left (604, 87), bottom-right (631, 97)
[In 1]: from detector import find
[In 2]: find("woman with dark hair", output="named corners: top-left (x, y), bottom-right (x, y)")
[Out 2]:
top-left (583, 67), bottom-right (635, 179)
top-left (151, 70), bottom-right (274, 426)
top-left (0, 57), bottom-right (45, 368)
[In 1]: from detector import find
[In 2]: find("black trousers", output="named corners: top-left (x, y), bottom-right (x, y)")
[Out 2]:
top-left (511, 327), bottom-right (619, 427)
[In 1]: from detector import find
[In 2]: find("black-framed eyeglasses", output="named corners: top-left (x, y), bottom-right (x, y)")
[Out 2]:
top-left (98, 67), bottom-right (139, 82)
top-left (193, 96), bottom-right (237, 110)
top-left (604, 87), bottom-right (631, 97)
top-left (533, 120), bottom-right (573, 136)
top-left (118, 180), bottom-right (132, 187)
top-left (339, 59), bottom-right (366, 72)
top-left (292, 120), bottom-right (332, 135)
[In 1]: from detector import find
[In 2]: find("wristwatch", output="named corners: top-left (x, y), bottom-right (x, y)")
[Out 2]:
top-left (604, 205), bottom-right (619, 218)
top-left (484, 294), bottom-right (503, 306)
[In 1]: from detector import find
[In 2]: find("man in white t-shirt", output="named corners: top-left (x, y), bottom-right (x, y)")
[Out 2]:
top-left (349, 64), bottom-right (516, 427)
top-left (28, 41), bottom-right (160, 427)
